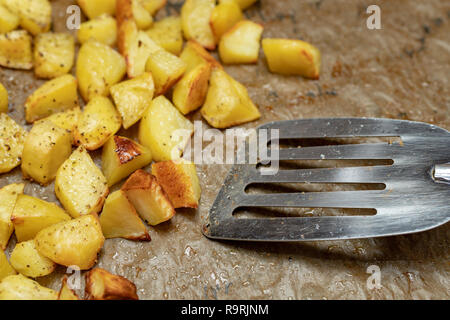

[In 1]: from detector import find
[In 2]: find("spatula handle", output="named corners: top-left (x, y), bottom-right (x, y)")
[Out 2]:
top-left (433, 163), bottom-right (450, 184)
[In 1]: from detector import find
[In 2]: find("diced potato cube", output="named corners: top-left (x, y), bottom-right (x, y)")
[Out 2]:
top-left (77, 0), bottom-right (116, 19)
top-left (0, 4), bottom-right (19, 34)
top-left (21, 120), bottom-right (72, 185)
top-left (181, 0), bottom-right (216, 50)
top-left (77, 14), bottom-right (117, 46)
top-left (25, 74), bottom-right (79, 123)
top-left (210, 0), bottom-right (243, 42)
top-left (0, 183), bottom-right (24, 250)
top-left (262, 38), bottom-right (321, 79)
top-left (140, 0), bottom-right (166, 15)
top-left (43, 107), bottom-right (81, 140)
top-left (99, 190), bottom-right (150, 240)
top-left (0, 114), bottom-right (27, 174)
top-left (35, 214), bottom-right (105, 270)
top-left (10, 240), bottom-right (56, 278)
top-left (34, 33), bottom-right (75, 79)
top-left (152, 160), bottom-right (201, 208)
top-left (226, 0), bottom-right (257, 10)
top-left (73, 96), bottom-right (122, 151)
top-left (122, 170), bottom-right (175, 225)
top-left (180, 40), bottom-right (222, 72)
top-left (85, 268), bottom-right (139, 300)
top-left (0, 30), bottom-right (33, 70)
top-left (110, 72), bottom-right (154, 129)
top-left (2, 0), bottom-right (51, 35)
top-left (102, 136), bottom-right (152, 186)
top-left (0, 83), bottom-right (8, 113)
top-left (76, 40), bottom-right (126, 102)
top-left (0, 274), bottom-right (58, 300)
top-left (55, 146), bottom-right (109, 218)
top-left (201, 68), bottom-right (260, 128)
top-left (139, 96), bottom-right (193, 161)
top-left (146, 16), bottom-right (183, 55)
top-left (11, 194), bottom-right (71, 242)
top-left (173, 63), bottom-right (211, 115)
top-left (58, 276), bottom-right (80, 300)
top-left (0, 251), bottom-right (16, 281)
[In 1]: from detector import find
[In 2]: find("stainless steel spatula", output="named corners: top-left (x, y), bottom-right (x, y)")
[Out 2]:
top-left (203, 118), bottom-right (450, 241)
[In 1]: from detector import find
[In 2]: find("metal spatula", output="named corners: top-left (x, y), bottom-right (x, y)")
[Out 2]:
top-left (202, 118), bottom-right (450, 241)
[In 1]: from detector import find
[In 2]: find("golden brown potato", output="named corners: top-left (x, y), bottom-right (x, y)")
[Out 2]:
top-left (181, 0), bottom-right (216, 50)
top-left (180, 40), bottom-right (222, 72)
top-left (0, 183), bottom-right (24, 250)
top-left (73, 96), bottom-right (122, 151)
top-left (24, 74), bottom-right (79, 123)
top-left (76, 40), bottom-right (127, 102)
top-left (99, 190), bottom-right (150, 240)
top-left (21, 120), bottom-right (72, 185)
top-left (35, 214), bottom-right (105, 270)
top-left (77, 0), bottom-right (116, 19)
top-left (262, 38), bottom-right (321, 79)
top-left (11, 194), bottom-right (71, 242)
top-left (0, 251), bottom-right (16, 281)
top-left (58, 276), bottom-right (80, 300)
top-left (172, 62), bottom-right (211, 115)
top-left (110, 72), bottom-right (154, 129)
top-left (34, 33), bottom-right (75, 79)
top-left (140, 0), bottom-right (166, 15)
top-left (102, 136), bottom-right (152, 187)
top-left (0, 30), bottom-right (33, 70)
top-left (146, 16), bottom-right (183, 55)
top-left (10, 239), bottom-right (56, 278)
top-left (77, 14), bottom-right (117, 47)
top-left (85, 268), bottom-right (139, 300)
top-left (0, 4), bottom-right (19, 34)
top-left (210, 0), bottom-right (243, 42)
top-left (55, 146), bottom-right (109, 218)
top-left (0, 83), bottom-right (8, 113)
top-left (152, 160), bottom-right (201, 209)
top-left (0, 274), bottom-right (58, 300)
top-left (139, 96), bottom-right (193, 161)
top-left (0, 114), bottom-right (27, 174)
top-left (2, 0), bottom-right (51, 35)
top-left (122, 170), bottom-right (175, 226)
top-left (201, 68), bottom-right (260, 128)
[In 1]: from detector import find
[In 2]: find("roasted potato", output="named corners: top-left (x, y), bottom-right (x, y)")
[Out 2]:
top-left (0, 274), bottom-right (58, 300)
top-left (76, 40), bottom-right (127, 102)
top-left (117, 0), bottom-right (153, 30)
top-left (219, 20), bottom-right (263, 64)
top-left (34, 33), bottom-right (75, 79)
top-left (201, 68), bottom-right (261, 128)
top-left (181, 0), bottom-right (216, 50)
top-left (102, 136), bottom-right (152, 187)
top-left (0, 114), bottom-right (27, 174)
top-left (77, 0), bottom-right (116, 19)
top-left (210, 0), bottom-right (243, 42)
top-left (262, 38), bottom-right (321, 79)
top-left (21, 120), bottom-right (72, 185)
top-left (43, 107), bottom-right (81, 140)
top-left (172, 62), bottom-right (211, 115)
top-left (0, 30), bottom-right (33, 70)
top-left (0, 83), bottom-right (8, 113)
top-left (55, 146), bottom-right (109, 218)
top-left (146, 16), bottom-right (183, 55)
top-left (85, 268), bottom-right (139, 300)
top-left (110, 72), bottom-right (154, 129)
top-left (11, 194), bottom-right (71, 242)
top-left (100, 190), bottom-right (150, 240)
top-left (118, 21), bottom-right (150, 78)
top-left (0, 4), bottom-right (19, 34)
top-left (35, 214), bottom-right (105, 270)
top-left (58, 276), bottom-right (80, 300)
top-left (122, 170), bottom-right (175, 226)
top-left (225, 0), bottom-right (257, 10)
top-left (180, 40), bottom-right (222, 72)
top-left (139, 96), bottom-right (193, 161)
top-left (0, 183), bottom-right (24, 250)
top-left (152, 160), bottom-right (201, 208)
top-left (25, 74), bottom-right (79, 123)
top-left (2, 0), bottom-right (51, 35)
top-left (74, 96), bottom-right (122, 151)
top-left (77, 14), bottom-right (117, 47)
top-left (10, 239), bottom-right (56, 278)
top-left (0, 251), bottom-right (16, 281)
top-left (140, 0), bottom-right (166, 15)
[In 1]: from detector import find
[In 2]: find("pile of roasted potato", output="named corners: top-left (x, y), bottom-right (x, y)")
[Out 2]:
top-left (0, 0), bottom-right (321, 300)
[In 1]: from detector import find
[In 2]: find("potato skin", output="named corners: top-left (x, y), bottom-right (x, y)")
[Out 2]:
top-left (0, 30), bottom-right (33, 70)
top-left (85, 268), bottom-right (139, 300)
top-left (0, 274), bottom-right (58, 300)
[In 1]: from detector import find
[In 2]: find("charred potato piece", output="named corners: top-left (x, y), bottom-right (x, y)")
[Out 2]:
top-left (0, 114), bottom-right (27, 174)
top-left (140, 0), bottom-right (166, 15)
top-left (85, 268), bottom-right (139, 300)
top-left (102, 136), bottom-right (152, 187)
top-left (11, 194), bottom-right (71, 242)
top-left (262, 38), bottom-right (321, 79)
top-left (99, 190), bottom-right (150, 240)
top-left (0, 83), bottom-right (8, 113)
top-left (0, 30), bottom-right (33, 70)
top-left (55, 146), bottom-right (109, 218)
top-left (117, 0), bottom-right (153, 30)
top-left (77, 0), bottom-right (116, 19)
top-left (25, 74), bottom-right (79, 123)
top-left (0, 183), bottom-right (24, 250)
top-left (0, 251), bottom-right (16, 281)
top-left (146, 16), bottom-right (183, 55)
top-left (77, 14), bottom-right (117, 47)
top-left (2, 0), bottom-right (51, 35)
top-left (181, 0), bottom-right (216, 50)
top-left (180, 40), bottom-right (221, 72)
top-left (58, 276), bottom-right (80, 300)
top-left (0, 4), bottom-right (19, 34)
top-left (210, 0), bottom-right (243, 42)
top-left (10, 239), bottom-right (56, 278)
top-left (122, 170), bottom-right (175, 226)
top-left (0, 274), bottom-right (58, 300)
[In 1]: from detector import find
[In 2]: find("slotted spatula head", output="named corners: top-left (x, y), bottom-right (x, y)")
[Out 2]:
top-left (203, 118), bottom-right (450, 241)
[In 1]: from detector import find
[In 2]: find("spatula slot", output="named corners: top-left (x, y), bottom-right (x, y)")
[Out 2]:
top-left (269, 136), bottom-right (403, 149)
top-left (233, 206), bottom-right (377, 218)
top-left (245, 182), bottom-right (386, 194)
top-left (256, 159), bottom-right (394, 171)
